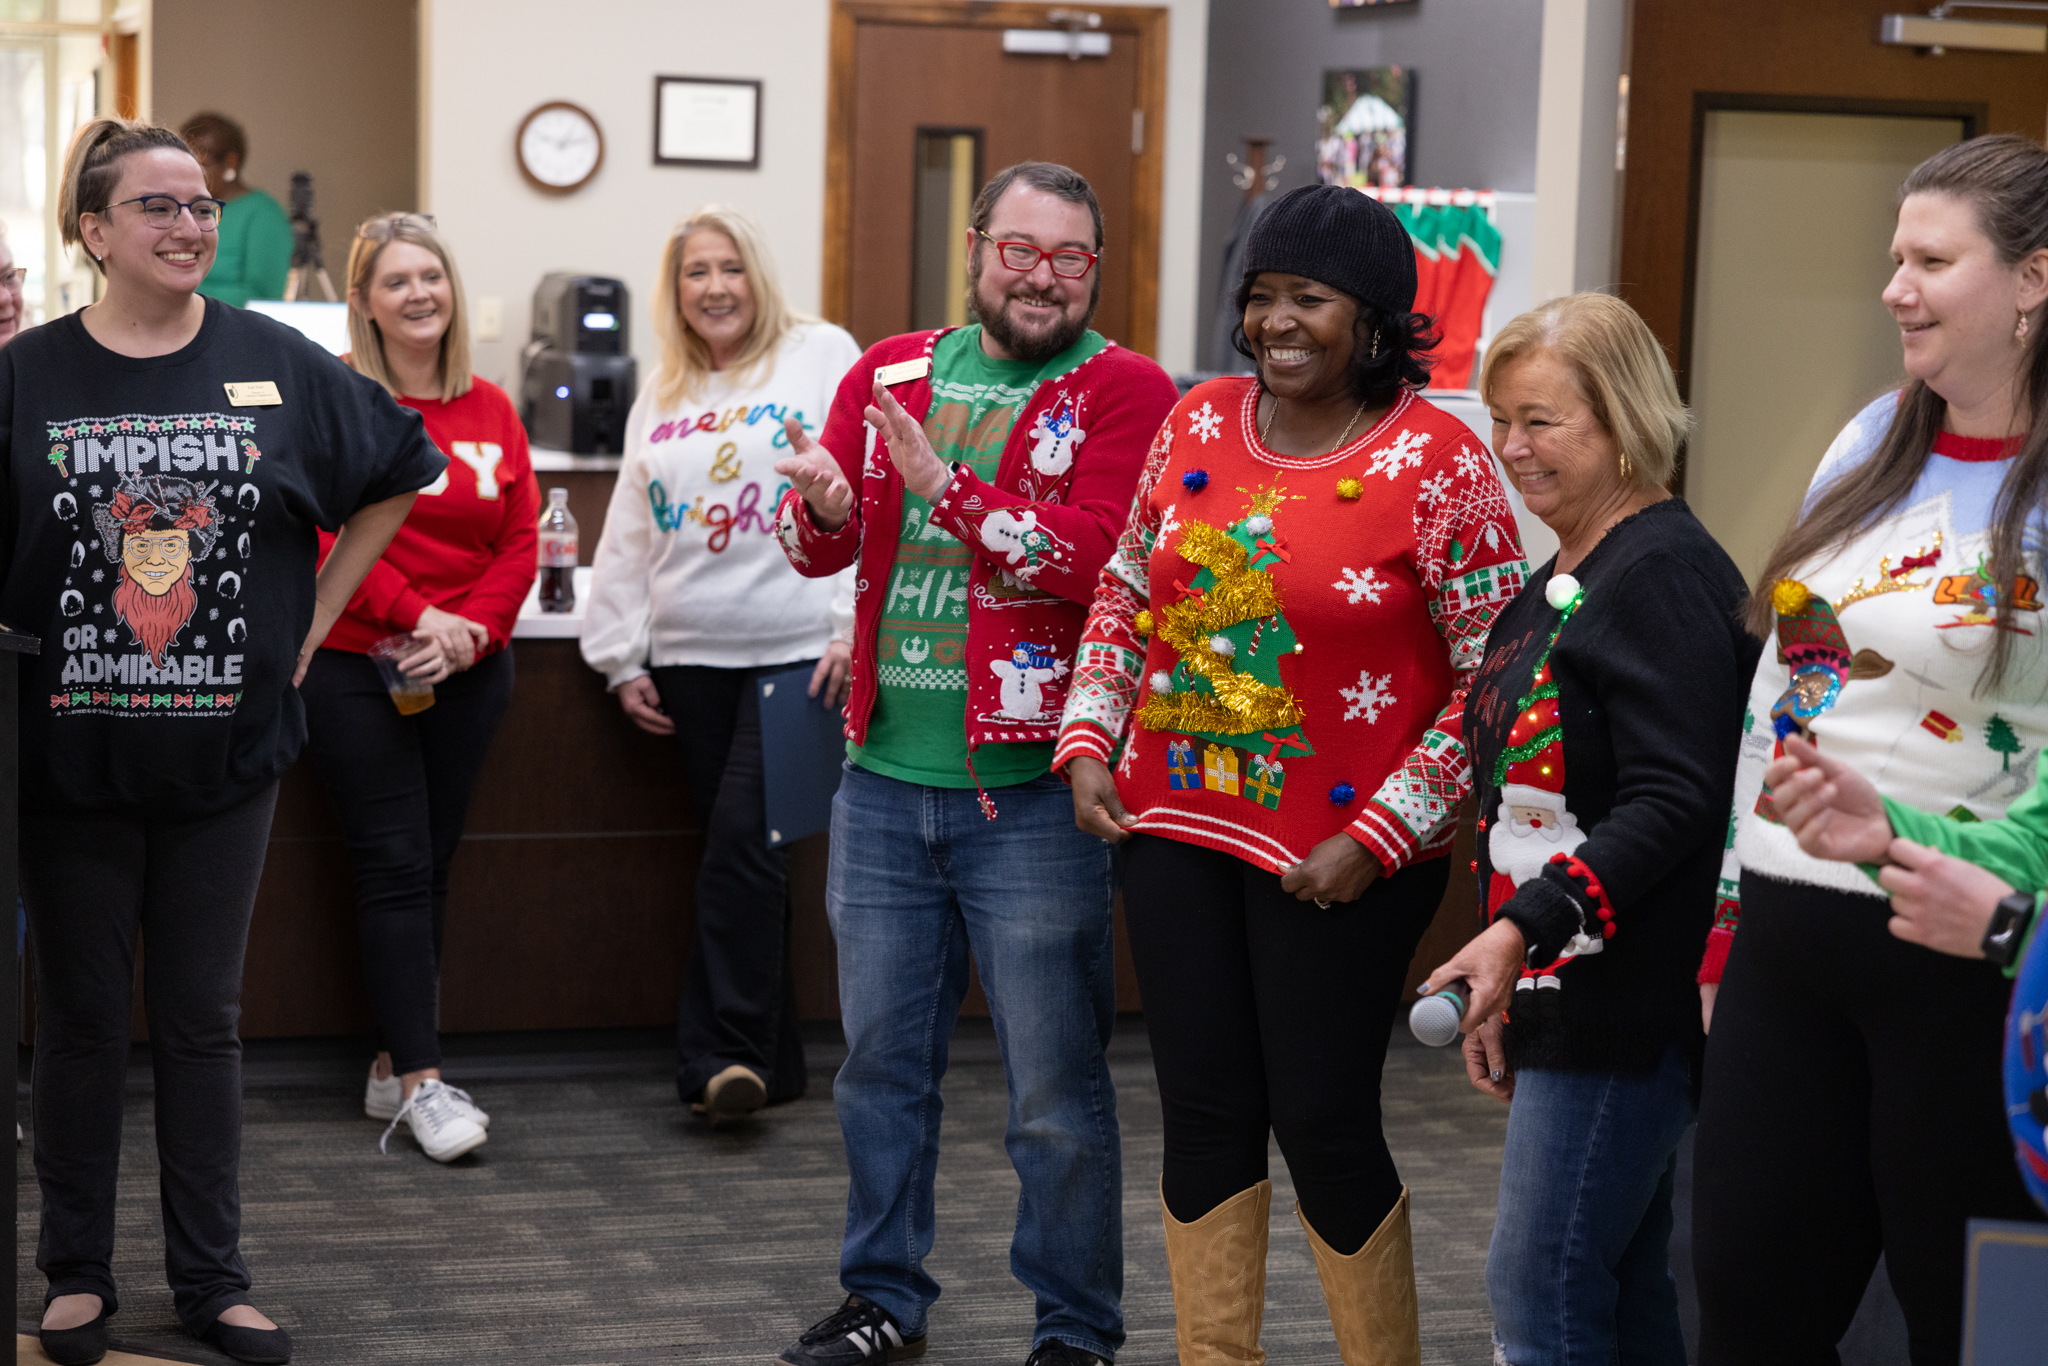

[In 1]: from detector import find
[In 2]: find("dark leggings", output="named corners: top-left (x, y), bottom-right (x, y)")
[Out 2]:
top-left (1694, 872), bottom-right (2043, 1366)
top-left (22, 781), bottom-right (280, 1332)
top-left (299, 646), bottom-right (514, 1074)
top-left (1120, 833), bottom-right (1447, 1254)
top-left (650, 663), bottom-right (807, 1105)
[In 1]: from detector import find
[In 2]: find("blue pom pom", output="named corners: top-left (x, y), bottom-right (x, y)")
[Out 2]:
top-left (1182, 469), bottom-right (1210, 493)
top-left (1329, 782), bottom-right (1356, 805)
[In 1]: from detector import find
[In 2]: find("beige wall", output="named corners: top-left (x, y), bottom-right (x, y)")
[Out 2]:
top-left (1687, 109), bottom-right (1963, 581)
top-left (153, 0), bottom-right (419, 299)
top-left (425, 0), bottom-right (1211, 389)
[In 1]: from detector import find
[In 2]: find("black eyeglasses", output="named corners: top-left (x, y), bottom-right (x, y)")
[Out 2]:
top-left (359, 213), bottom-right (438, 241)
top-left (104, 195), bottom-right (224, 230)
top-left (975, 230), bottom-right (1099, 279)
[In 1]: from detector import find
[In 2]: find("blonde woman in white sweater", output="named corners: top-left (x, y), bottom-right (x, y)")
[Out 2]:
top-left (583, 204), bottom-right (858, 1122)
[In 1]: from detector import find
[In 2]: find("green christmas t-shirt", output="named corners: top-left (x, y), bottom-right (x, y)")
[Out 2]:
top-left (850, 324), bottom-right (1104, 787)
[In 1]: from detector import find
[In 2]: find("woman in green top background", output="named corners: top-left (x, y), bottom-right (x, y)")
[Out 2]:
top-left (180, 112), bottom-right (293, 307)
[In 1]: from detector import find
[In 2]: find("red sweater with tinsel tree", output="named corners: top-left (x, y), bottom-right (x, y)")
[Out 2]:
top-left (1053, 378), bottom-right (1527, 875)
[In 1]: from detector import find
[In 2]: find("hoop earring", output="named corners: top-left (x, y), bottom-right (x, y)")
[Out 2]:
top-left (2019, 307), bottom-right (2031, 345)
top-left (1370, 329), bottom-right (1380, 361)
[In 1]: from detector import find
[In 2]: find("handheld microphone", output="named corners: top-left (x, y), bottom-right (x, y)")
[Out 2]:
top-left (1409, 979), bottom-right (1469, 1048)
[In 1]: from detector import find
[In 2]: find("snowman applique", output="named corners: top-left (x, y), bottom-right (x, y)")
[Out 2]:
top-left (989, 640), bottom-right (1070, 721)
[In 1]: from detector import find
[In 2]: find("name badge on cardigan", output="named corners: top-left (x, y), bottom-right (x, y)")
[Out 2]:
top-left (223, 381), bottom-right (282, 407)
top-left (874, 358), bottom-right (931, 387)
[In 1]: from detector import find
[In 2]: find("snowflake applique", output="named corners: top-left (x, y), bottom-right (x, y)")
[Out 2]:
top-left (216, 549), bottom-right (227, 560)
top-left (1188, 402), bottom-right (1223, 445)
top-left (90, 569), bottom-right (103, 583)
top-left (1156, 502), bottom-right (1181, 547)
top-left (1454, 447), bottom-right (1493, 482)
top-left (1417, 473), bottom-right (1452, 504)
top-left (197, 574), bottom-right (208, 586)
top-left (88, 485), bottom-right (102, 498)
top-left (1364, 430), bottom-right (1432, 480)
top-left (1334, 567), bottom-right (1386, 605)
top-left (209, 609), bottom-right (219, 621)
top-left (91, 603), bottom-right (102, 614)
top-left (1340, 670), bottom-right (1397, 723)
top-left (194, 635), bottom-right (207, 649)
top-left (1117, 729), bottom-right (1140, 779)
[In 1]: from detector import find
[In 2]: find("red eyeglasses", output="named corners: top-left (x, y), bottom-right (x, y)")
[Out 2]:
top-left (976, 230), bottom-right (1099, 279)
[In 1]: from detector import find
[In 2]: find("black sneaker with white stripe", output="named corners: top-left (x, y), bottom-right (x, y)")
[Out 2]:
top-left (776, 1296), bottom-right (926, 1366)
top-left (1024, 1339), bottom-right (1109, 1366)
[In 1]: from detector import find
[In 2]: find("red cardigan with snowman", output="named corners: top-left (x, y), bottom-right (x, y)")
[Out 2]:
top-left (773, 327), bottom-right (1178, 759)
top-left (1053, 378), bottom-right (1527, 876)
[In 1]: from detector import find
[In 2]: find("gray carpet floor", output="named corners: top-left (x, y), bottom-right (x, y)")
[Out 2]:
top-left (16, 1023), bottom-right (1908, 1365)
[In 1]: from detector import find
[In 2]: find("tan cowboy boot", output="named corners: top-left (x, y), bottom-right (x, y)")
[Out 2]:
top-left (1297, 1187), bottom-right (1421, 1366)
top-left (1159, 1177), bottom-right (1271, 1366)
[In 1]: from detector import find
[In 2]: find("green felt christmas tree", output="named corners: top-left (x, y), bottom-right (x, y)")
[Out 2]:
top-left (1987, 713), bottom-right (2021, 772)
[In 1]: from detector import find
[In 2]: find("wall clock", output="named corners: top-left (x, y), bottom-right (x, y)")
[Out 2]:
top-left (517, 101), bottom-right (604, 193)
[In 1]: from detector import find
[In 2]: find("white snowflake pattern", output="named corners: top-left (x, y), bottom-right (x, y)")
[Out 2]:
top-left (1363, 429), bottom-right (1431, 480)
top-left (88, 485), bottom-right (102, 497)
top-left (1156, 502), bottom-right (1181, 547)
top-left (91, 603), bottom-right (102, 614)
top-left (1116, 729), bottom-right (1140, 778)
top-left (1340, 670), bottom-right (1397, 723)
top-left (1333, 567), bottom-right (1386, 605)
top-left (194, 635), bottom-right (207, 649)
top-left (197, 574), bottom-right (208, 586)
top-left (1188, 402), bottom-right (1223, 445)
top-left (90, 569), bottom-right (103, 583)
top-left (209, 608), bottom-right (220, 621)
top-left (1453, 446), bottom-right (1493, 482)
top-left (1417, 472), bottom-right (1453, 504)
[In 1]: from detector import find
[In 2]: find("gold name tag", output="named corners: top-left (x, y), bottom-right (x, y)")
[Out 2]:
top-left (224, 381), bottom-right (282, 407)
top-left (874, 358), bottom-right (931, 387)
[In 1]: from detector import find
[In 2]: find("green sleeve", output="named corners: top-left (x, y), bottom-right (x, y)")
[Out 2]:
top-left (238, 194), bottom-right (296, 303)
top-left (1881, 759), bottom-right (2048, 895)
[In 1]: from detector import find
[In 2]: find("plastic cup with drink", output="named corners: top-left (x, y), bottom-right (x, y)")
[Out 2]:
top-left (368, 633), bottom-right (436, 715)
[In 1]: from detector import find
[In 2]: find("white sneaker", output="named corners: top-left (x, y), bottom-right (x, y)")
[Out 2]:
top-left (364, 1066), bottom-right (401, 1121)
top-left (366, 1066), bottom-right (490, 1129)
top-left (381, 1078), bottom-right (487, 1162)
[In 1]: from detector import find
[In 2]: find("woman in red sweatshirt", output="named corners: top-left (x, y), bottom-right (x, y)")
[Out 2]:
top-left (301, 214), bottom-right (539, 1162)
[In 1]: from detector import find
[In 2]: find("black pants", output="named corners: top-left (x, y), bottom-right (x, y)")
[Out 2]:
top-left (299, 646), bottom-right (514, 1074)
top-left (1120, 833), bottom-right (1447, 1254)
top-left (651, 664), bottom-right (807, 1105)
top-left (22, 781), bottom-right (279, 1332)
top-left (1693, 872), bottom-right (2043, 1366)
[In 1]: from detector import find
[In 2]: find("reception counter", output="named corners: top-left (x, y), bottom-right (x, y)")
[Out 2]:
top-left (213, 452), bottom-right (1479, 1039)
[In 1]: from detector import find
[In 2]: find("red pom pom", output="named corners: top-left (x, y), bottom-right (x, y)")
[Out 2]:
top-left (1601, 923), bottom-right (1616, 938)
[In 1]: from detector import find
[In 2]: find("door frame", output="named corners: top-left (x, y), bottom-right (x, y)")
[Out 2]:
top-left (823, 0), bottom-right (1169, 356)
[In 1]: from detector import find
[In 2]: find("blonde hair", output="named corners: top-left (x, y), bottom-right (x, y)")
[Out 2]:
top-left (1478, 292), bottom-right (1689, 488)
top-left (60, 117), bottom-right (193, 276)
top-left (345, 214), bottom-right (473, 402)
top-left (651, 204), bottom-right (807, 407)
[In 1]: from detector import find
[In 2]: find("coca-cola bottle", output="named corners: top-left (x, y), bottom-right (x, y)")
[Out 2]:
top-left (538, 487), bottom-right (579, 613)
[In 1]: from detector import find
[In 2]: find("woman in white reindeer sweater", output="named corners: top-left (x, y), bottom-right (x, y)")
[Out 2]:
top-left (582, 204), bottom-right (857, 1122)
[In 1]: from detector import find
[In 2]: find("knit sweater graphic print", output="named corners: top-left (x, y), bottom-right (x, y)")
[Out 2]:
top-left (1708, 393), bottom-right (2048, 979)
top-left (1055, 379), bottom-right (1527, 875)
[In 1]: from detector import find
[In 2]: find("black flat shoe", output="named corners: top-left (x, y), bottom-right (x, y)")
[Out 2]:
top-left (197, 1318), bottom-right (293, 1364)
top-left (40, 1310), bottom-right (110, 1366)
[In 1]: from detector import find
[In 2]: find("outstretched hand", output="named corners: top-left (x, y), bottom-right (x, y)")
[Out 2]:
top-left (772, 417), bottom-right (854, 532)
top-left (1763, 735), bottom-right (1893, 865)
top-left (865, 380), bottom-right (953, 503)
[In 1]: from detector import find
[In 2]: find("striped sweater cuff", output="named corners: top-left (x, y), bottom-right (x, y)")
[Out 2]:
top-left (1347, 800), bottom-right (1419, 877)
top-left (1052, 728), bottom-right (1116, 775)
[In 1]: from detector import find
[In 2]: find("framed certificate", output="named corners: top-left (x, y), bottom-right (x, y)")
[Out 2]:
top-left (654, 76), bottom-right (762, 169)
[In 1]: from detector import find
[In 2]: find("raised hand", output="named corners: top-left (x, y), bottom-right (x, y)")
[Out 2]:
top-left (865, 379), bottom-right (952, 503)
top-left (1763, 736), bottom-right (1892, 864)
top-left (773, 417), bottom-right (854, 531)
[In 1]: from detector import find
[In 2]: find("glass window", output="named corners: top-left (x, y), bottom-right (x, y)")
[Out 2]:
top-left (910, 128), bottom-right (982, 332)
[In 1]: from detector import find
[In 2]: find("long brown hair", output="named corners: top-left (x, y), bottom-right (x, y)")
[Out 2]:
top-left (1747, 135), bottom-right (2048, 693)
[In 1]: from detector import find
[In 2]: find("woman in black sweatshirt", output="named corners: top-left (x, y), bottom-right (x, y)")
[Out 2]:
top-left (1421, 294), bottom-right (1758, 1366)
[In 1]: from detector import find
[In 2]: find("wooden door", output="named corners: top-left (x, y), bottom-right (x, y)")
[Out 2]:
top-left (825, 2), bottom-right (1168, 355)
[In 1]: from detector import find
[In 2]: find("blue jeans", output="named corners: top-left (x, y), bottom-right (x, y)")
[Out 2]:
top-left (827, 764), bottom-right (1123, 1356)
top-left (1487, 1043), bottom-right (1695, 1366)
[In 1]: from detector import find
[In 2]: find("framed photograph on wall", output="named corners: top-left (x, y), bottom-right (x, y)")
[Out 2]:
top-left (654, 76), bottom-right (762, 169)
top-left (1317, 67), bottom-right (1412, 189)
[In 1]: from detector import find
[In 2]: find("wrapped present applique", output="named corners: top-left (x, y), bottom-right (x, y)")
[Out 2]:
top-left (1203, 743), bottom-right (1241, 796)
top-left (1243, 754), bottom-right (1284, 810)
top-left (1167, 738), bottom-right (1199, 790)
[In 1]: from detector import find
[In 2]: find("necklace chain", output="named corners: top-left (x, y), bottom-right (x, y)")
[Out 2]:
top-left (1261, 394), bottom-right (1369, 456)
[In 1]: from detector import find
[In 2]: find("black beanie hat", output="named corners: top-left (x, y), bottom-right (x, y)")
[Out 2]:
top-left (1242, 184), bottom-right (1417, 317)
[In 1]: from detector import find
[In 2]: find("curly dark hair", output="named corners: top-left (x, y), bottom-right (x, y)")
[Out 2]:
top-left (1229, 273), bottom-right (1436, 407)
